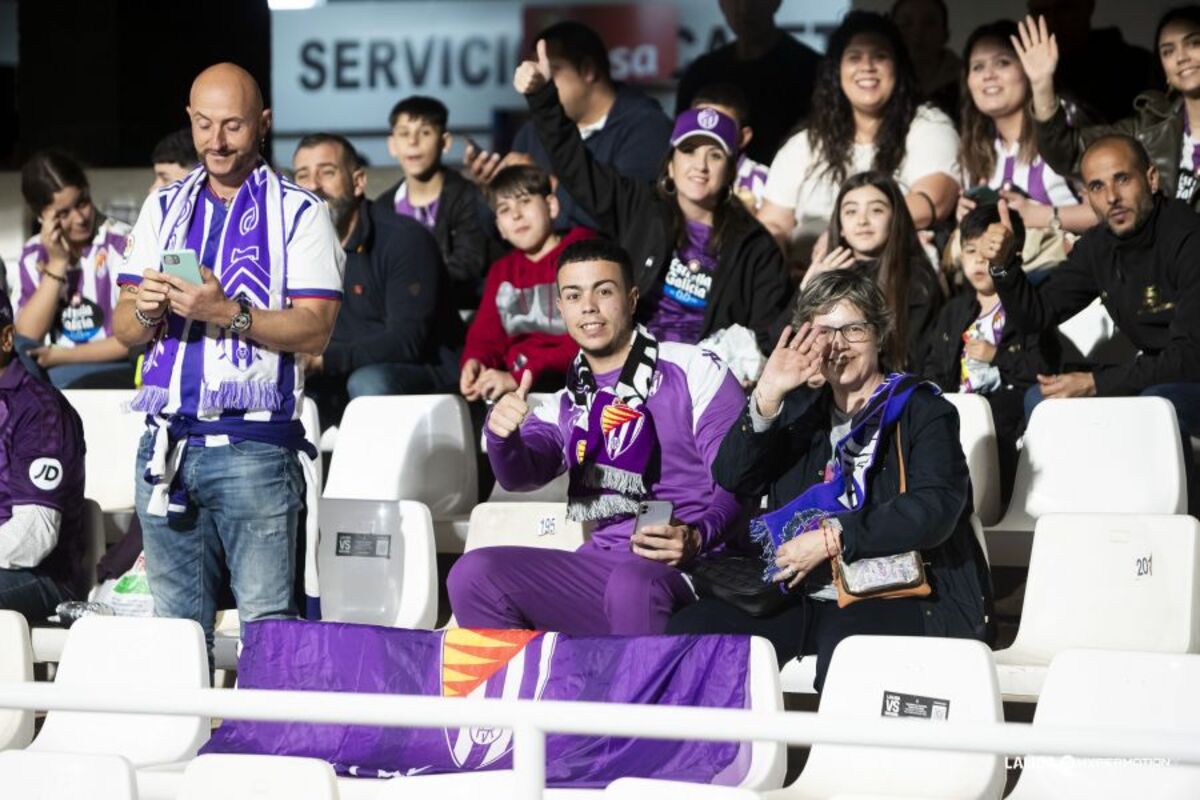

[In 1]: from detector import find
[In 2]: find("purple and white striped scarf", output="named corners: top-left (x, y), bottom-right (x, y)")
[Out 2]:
top-left (132, 162), bottom-right (287, 417)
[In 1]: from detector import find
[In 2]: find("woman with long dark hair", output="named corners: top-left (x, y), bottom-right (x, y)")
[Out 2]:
top-left (512, 39), bottom-right (789, 357)
top-left (802, 172), bottom-right (942, 370)
top-left (758, 11), bottom-right (960, 252)
top-left (1015, 6), bottom-right (1200, 211)
top-left (957, 20), bottom-right (1096, 238)
top-left (16, 150), bottom-right (133, 388)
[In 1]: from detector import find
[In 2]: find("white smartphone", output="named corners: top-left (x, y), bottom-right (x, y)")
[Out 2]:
top-left (161, 249), bottom-right (203, 285)
top-left (634, 500), bottom-right (674, 532)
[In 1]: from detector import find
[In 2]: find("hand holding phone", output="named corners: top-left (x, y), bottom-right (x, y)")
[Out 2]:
top-left (161, 249), bottom-right (204, 285)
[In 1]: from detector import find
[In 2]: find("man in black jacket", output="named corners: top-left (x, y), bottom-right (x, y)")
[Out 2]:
top-left (293, 134), bottom-right (464, 423)
top-left (979, 134), bottom-right (1200, 507)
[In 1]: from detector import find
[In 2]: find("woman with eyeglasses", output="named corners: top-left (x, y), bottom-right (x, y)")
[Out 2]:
top-left (668, 268), bottom-right (992, 692)
top-left (16, 150), bottom-right (133, 388)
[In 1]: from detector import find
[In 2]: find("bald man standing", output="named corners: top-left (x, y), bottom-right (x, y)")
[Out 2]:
top-left (114, 63), bottom-right (344, 660)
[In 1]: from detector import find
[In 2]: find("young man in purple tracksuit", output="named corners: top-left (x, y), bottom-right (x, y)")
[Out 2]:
top-left (448, 238), bottom-right (747, 635)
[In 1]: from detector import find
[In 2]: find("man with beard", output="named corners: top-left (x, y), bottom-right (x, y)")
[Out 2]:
top-left (292, 133), bottom-right (464, 424)
top-left (114, 64), bottom-right (344, 663)
top-left (980, 134), bottom-right (1200, 511)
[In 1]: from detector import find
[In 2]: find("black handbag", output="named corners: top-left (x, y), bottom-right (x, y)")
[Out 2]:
top-left (690, 555), bottom-right (790, 618)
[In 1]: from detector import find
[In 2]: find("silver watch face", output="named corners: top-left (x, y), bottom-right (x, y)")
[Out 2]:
top-left (231, 310), bottom-right (252, 333)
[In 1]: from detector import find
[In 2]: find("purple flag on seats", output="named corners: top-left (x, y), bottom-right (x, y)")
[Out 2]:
top-left (201, 620), bottom-right (752, 787)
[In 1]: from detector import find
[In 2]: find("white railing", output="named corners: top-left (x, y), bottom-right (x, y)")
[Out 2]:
top-left (0, 682), bottom-right (1196, 798)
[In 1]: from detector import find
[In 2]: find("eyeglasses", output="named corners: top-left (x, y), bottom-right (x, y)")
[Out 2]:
top-left (813, 321), bottom-right (874, 343)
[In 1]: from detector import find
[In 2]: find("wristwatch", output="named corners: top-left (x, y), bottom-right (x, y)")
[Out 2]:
top-left (229, 297), bottom-right (253, 334)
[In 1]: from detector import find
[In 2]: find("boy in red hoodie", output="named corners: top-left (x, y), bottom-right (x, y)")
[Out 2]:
top-left (460, 165), bottom-right (593, 401)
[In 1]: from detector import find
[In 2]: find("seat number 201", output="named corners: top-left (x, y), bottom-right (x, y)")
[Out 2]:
top-left (1135, 555), bottom-right (1153, 578)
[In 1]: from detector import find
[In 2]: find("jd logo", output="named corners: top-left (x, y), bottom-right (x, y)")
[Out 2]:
top-left (30, 458), bottom-right (64, 491)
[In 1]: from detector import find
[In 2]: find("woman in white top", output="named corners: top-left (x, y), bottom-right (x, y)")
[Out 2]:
top-left (956, 20), bottom-right (1097, 234)
top-left (758, 11), bottom-right (961, 250)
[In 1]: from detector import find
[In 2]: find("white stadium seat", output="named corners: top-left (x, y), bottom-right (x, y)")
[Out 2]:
top-left (772, 635), bottom-right (1004, 800)
top-left (1056, 297), bottom-right (1139, 367)
top-left (994, 514), bottom-right (1200, 701)
top-left (62, 389), bottom-right (143, 514)
top-left (464, 502), bottom-right (585, 553)
top-left (604, 778), bottom-right (763, 798)
top-left (0, 610), bottom-right (33, 751)
top-left (28, 616), bottom-right (210, 766)
top-left (1007, 649), bottom-right (1200, 799)
top-left (986, 397), bottom-right (1188, 566)
top-left (317, 498), bottom-right (438, 630)
top-left (0, 750), bottom-right (139, 800)
top-left (941, 393), bottom-right (1002, 528)
top-left (323, 395), bottom-right (477, 552)
top-left (179, 753), bottom-right (340, 800)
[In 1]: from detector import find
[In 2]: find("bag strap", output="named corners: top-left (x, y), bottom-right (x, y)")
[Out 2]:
top-left (895, 419), bottom-right (907, 494)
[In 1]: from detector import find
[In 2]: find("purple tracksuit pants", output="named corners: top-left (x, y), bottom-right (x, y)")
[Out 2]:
top-left (447, 540), bottom-right (696, 635)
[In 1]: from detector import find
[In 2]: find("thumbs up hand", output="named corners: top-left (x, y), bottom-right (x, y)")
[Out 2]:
top-left (979, 198), bottom-right (1018, 269)
top-left (513, 39), bottom-right (553, 95)
top-left (486, 369), bottom-right (535, 439)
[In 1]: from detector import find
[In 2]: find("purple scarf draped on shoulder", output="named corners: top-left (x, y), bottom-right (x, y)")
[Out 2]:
top-left (750, 373), bottom-right (937, 579)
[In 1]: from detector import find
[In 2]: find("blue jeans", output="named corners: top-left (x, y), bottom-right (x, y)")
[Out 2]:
top-left (0, 568), bottom-right (74, 623)
top-left (345, 361), bottom-right (455, 399)
top-left (14, 334), bottom-right (134, 389)
top-left (135, 431), bottom-right (305, 660)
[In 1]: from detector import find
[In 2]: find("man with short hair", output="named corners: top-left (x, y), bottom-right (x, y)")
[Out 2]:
top-left (466, 21), bottom-right (672, 229)
top-left (675, 0), bottom-right (820, 164)
top-left (980, 134), bottom-right (1200, 507)
top-left (114, 63), bottom-right (344, 658)
top-left (0, 291), bottom-right (88, 621)
top-left (447, 238), bottom-right (747, 635)
top-left (292, 133), bottom-right (464, 420)
top-left (150, 128), bottom-right (199, 193)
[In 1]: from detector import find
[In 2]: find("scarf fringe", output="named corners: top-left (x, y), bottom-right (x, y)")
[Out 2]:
top-left (199, 380), bottom-right (284, 415)
top-left (567, 493), bottom-right (642, 523)
top-left (129, 385), bottom-right (170, 415)
top-left (580, 462), bottom-right (647, 497)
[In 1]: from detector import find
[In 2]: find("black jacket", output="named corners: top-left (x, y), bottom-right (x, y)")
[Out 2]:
top-left (994, 196), bottom-right (1200, 396)
top-left (324, 199), bottom-right (464, 376)
top-left (921, 291), bottom-right (1059, 393)
top-left (375, 168), bottom-right (501, 309)
top-left (526, 83), bottom-right (790, 353)
top-left (1036, 91), bottom-right (1200, 210)
top-left (712, 386), bottom-right (993, 643)
top-left (515, 84), bottom-right (672, 231)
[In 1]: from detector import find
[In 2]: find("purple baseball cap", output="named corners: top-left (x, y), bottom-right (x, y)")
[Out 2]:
top-left (670, 107), bottom-right (739, 156)
top-left (0, 291), bottom-right (12, 327)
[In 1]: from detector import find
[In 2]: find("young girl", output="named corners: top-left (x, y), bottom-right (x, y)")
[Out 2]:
top-left (16, 150), bottom-right (133, 388)
top-left (957, 20), bottom-right (1098, 262)
top-left (1015, 6), bottom-right (1200, 212)
top-left (802, 172), bottom-right (943, 370)
top-left (513, 40), bottom-right (789, 355)
top-left (758, 11), bottom-right (961, 254)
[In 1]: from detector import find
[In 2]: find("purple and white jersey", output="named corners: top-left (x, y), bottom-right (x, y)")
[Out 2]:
top-left (393, 182), bottom-right (439, 231)
top-left (989, 139), bottom-right (1078, 207)
top-left (486, 342), bottom-right (746, 552)
top-left (118, 168), bottom-right (344, 426)
top-left (733, 154), bottom-right (769, 210)
top-left (18, 217), bottom-right (129, 347)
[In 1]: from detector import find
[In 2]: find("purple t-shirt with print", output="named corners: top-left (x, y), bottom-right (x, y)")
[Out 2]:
top-left (646, 220), bottom-right (718, 345)
top-left (394, 184), bottom-right (439, 231)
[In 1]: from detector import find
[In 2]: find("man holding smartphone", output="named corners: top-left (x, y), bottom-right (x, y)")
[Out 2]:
top-left (112, 63), bottom-right (344, 663)
top-left (447, 238), bottom-right (746, 635)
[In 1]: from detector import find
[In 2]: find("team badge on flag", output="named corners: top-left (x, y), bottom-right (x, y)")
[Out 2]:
top-left (600, 402), bottom-right (644, 460)
top-left (440, 629), bottom-right (557, 769)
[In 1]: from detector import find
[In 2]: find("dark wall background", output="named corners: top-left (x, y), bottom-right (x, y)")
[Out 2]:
top-left (14, 0), bottom-right (270, 168)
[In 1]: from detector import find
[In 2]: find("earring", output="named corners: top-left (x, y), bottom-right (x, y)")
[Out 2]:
top-left (658, 176), bottom-right (676, 196)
